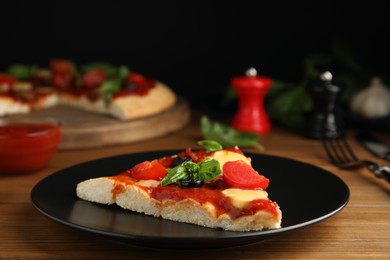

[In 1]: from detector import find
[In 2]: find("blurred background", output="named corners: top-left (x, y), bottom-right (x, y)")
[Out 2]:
top-left (1, 0), bottom-right (389, 131)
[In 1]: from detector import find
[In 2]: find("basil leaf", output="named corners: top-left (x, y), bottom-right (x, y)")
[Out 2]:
top-left (182, 161), bottom-right (200, 175)
top-left (267, 85), bottom-right (311, 130)
top-left (7, 64), bottom-right (38, 80)
top-left (160, 159), bottom-right (221, 186)
top-left (197, 140), bottom-right (222, 152)
top-left (100, 79), bottom-right (120, 93)
top-left (99, 79), bottom-right (121, 107)
top-left (118, 66), bottom-right (130, 84)
top-left (201, 116), bottom-right (263, 151)
top-left (197, 159), bottom-right (221, 182)
top-left (161, 165), bottom-right (189, 186)
top-left (71, 63), bottom-right (82, 88)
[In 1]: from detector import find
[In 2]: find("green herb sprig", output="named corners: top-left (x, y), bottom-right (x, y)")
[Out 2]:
top-left (200, 116), bottom-right (263, 151)
top-left (7, 64), bottom-right (38, 80)
top-left (161, 158), bottom-right (221, 186)
top-left (197, 140), bottom-right (223, 152)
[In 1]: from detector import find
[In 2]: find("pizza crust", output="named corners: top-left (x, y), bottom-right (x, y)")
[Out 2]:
top-left (60, 82), bottom-right (176, 121)
top-left (1, 78), bottom-right (176, 120)
top-left (76, 177), bottom-right (282, 231)
top-left (32, 91), bottom-right (59, 109)
top-left (0, 96), bottom-right (30, 116)
top-left (109, 82), bottom-right (177, 121)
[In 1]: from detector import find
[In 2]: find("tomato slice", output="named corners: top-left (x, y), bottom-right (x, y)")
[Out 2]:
top-left (223, 160), bottom-right (269, 189)
top-left (127, 72), bottom-right (146, 85)
top-left (181, 147), bottom-right (209, 163)
top-left (129, 160), bottom-right (167, 180)
top-left (0, 73), bottom-right (16, 93)
top-left (81, 69), bottom-right (106, 90)
top-left (50, 59), bottom-right (73, 73)
top-left (51, 73), bottom-right (74, 90)
top-left (157, 156), bottom-right (174, 168)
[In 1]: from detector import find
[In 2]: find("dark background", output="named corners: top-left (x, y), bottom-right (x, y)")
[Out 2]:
top-left (1, 0), bottom-right (389, 112)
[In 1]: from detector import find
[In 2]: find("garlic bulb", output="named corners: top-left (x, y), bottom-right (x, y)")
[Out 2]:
top-left (350, 77), bottom-right (390, 118)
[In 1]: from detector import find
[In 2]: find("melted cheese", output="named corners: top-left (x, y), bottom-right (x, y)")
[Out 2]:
top-left (137, 180), bottom-right (161, 187)
top-left (222, 188), bottom-right (268, 208)
top-left (210, 150), bottom-right (251, 167)
top-left (13, 81), bottom-right (33, 92)
top-left (203, 201), bottom-right (217, 217)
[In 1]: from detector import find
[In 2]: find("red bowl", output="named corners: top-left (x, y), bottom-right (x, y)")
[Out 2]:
top-left (0, 117), bottom-right (61, 174)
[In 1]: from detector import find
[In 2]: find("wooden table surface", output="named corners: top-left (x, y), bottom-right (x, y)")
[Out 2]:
top-left (1, 112), bottom-right (389, 259)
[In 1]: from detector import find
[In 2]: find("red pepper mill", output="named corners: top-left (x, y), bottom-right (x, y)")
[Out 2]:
top-left (231, 68), bottom-right (272, 134)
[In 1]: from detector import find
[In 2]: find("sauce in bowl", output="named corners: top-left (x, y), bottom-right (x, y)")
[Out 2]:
top-left (0, 118), bottom-right (61, 174)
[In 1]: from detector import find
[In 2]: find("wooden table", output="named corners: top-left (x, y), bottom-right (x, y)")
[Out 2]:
top-left (1, 112), bottom-right (389, 259)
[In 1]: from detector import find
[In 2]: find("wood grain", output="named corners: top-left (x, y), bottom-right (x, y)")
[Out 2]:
top-left (0, 113), bottom-right (389, 259)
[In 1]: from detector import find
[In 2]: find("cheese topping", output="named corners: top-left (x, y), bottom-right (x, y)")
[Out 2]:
top-left (222, 188), bottom-right (268, 208)
top-left (210, 150), bottom-right (252, 168)
top-left (13, 81), bottom-right (33, 92)
top-left (137, 179), bottom-right (161, 188)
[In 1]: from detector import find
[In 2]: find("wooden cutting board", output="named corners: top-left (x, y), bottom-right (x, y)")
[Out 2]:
top-left (10, 97), bottom-right (190, 149)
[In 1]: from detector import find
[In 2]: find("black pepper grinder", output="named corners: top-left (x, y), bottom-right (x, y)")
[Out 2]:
top-left (305, 71), bottom-right (344, 139)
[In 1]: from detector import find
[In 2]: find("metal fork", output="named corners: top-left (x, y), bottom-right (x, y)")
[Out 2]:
top-left (322, 134), bottom-right (390, 183)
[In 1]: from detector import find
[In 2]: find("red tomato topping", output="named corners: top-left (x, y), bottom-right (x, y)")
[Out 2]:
top-left (176, 148), bottom-right (209, 163)
top-left (223, 160), bottom-right (269, 189)
top-left (157, 156), bottom-right (174, 168)
top-left (127, 72), bottom-right (146, 85)
top-left (81, 70), bottom-right (106, 90)
top-left (51, 73), bottom-right (74, 90)
top-left (50, 59), bottom-right (73, 74)
top-left (128, 160), bottom-right (167, 180)
top-left (50, 59), bottom-right (74, 90)
top-left (185, 147), bottom-right (198, 162)
top-left (0, 73), bottom-right (16, 93)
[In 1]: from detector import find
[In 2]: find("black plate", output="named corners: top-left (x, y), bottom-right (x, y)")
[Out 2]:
top-left (31, 151), bottom-right (350, 249)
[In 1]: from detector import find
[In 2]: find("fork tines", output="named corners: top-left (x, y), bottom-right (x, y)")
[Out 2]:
top-left (322, 137), bottom-right (362, 168)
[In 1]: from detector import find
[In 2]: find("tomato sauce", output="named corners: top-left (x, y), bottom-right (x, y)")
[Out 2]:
top-left (110, 174), bottom-right (279, 219)
top-left (0, 93), bottom-right (24, 102)
top-left (61, 77), bottom-right (156, 102)
top-left (0, 124), bottom-right (55, 138)
top-left (148, 184), bottom-right (278, 219)
top-left (113, 79), bottom-right (155, 99)
top-left (1, 89), bottom-right (55, 104)
top-left (62, 89), bottom-right (101, 102)
top-left (110, 174), bottom-right (135, 199)
top-left (0, 121), bottom-right (61, 173)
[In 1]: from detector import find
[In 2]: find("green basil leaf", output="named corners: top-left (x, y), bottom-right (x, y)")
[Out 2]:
top-left (99, 79), bottom-right (121, 107)
top-left (267, 85), bottom-right (311, 130)
top-left (118, 66), bottom-right (130, 84)
top-left (7, 64), bottom-right (38, 80)
top-left (161, 165), bottom-right (189, 186)
top-left (182, 161), bottom-right (200, 175)
top-left (197, 140), bottom-right (223, 152)
top-left (197, 159), bottom-right (221, 182)
top-left (160, 159), bottom-right (221, 186)
top-left (100, 79), bottom-right (120, 93)
top-left (201, 116), bottom-right (263, 151)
